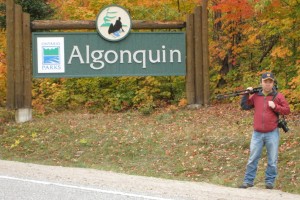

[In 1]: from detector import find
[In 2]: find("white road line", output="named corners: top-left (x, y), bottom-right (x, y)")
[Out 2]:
top-left (0, 175), bottom-right (173, 200)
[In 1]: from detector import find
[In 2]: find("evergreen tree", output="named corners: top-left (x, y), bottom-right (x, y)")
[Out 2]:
top-left (0, 0), bottom-right (55, 28)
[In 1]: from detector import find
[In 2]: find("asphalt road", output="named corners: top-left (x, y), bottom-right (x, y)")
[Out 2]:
top-left (0, 175), bottom-right (166, 200)
top-left (0, 160), bottom-right (299, 200)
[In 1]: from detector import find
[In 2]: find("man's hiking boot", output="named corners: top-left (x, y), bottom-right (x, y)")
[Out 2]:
top-left (239, 183), bottom-right (254, 189)
top-left (265, 183), bottom-right (274, 189)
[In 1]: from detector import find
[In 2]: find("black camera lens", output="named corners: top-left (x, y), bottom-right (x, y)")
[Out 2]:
top-left (278, 119), bottom-right (289, 133)
top-left (282, 124), bottom-right (289, 133)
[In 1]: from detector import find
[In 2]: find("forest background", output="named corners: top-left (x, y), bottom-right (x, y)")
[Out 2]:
top-left (0, 0), bottom-right (300, 113)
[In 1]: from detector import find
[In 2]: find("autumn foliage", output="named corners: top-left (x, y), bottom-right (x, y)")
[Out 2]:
top-left (0, 0), bottom-right (300, 112)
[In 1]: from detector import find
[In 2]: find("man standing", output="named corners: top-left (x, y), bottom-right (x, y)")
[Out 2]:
top-left (239, 72), bottom-right (290, 189)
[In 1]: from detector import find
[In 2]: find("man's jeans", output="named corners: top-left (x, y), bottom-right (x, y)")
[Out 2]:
top-left (243, 129), bottom-right (280, 186)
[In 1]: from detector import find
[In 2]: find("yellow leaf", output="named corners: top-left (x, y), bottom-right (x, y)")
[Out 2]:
top-left (270, 46), bottom-right (292, 58)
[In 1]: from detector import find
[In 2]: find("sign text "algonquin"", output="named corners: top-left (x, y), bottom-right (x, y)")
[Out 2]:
top-left (68, 45), bottom-right (182, 70)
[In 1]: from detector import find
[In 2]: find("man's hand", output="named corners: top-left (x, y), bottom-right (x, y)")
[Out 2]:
top-left (247, 87), bottom-right (253, 93)
top-left (268, 101), bottom-right (275, 109)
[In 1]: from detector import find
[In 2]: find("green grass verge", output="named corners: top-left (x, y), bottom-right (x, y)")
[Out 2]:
top-left (0, 104), bottom-right (299, 194)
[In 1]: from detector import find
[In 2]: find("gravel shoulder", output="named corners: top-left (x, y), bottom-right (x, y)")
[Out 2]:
top-left (0, 160), bottom-right (299, 200)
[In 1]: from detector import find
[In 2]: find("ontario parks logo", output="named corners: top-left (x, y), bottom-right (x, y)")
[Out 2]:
top-left (96, 5), bottom-right (132, 42)
top-left (37, 37), bottom-right (65, 73)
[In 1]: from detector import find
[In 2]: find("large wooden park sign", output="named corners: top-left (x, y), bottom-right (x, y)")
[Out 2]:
top-left (6, 0), bottom-right (209, 123)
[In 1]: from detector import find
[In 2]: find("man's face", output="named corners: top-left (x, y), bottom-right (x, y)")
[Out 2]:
top-left (262, 79), bottom-right (274, 93)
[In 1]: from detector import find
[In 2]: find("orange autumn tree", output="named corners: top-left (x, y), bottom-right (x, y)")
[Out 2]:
top-left (210, 0), bottom-right (300, 111)
top-left (262, 0), bottom-right (300, 110)
top-left (49, 0), bottom-right (199, 21)
top-left (211, 0), bottom-right (256, 88)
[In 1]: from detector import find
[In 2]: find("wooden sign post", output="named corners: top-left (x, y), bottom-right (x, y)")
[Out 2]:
top-left (186, 4), bottom-right (210, 107)
top-left (6, 0), bottom-right (32, 123)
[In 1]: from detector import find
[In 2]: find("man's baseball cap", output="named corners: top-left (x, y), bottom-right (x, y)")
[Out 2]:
top-left (261, 72), bottom-right (275, 81)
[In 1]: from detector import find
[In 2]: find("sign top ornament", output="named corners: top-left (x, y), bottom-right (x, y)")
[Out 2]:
top-left (96, 5), bottom-right (132, 42)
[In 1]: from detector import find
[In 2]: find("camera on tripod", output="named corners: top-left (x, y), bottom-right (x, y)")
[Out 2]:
top-left (278, 118), bottom-right (289, 133)
top-left (215, 87), bottom-right (262, 100)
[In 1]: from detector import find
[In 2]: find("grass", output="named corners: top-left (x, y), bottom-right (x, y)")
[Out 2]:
top-left (0, 103), bottom-right (299, 194)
